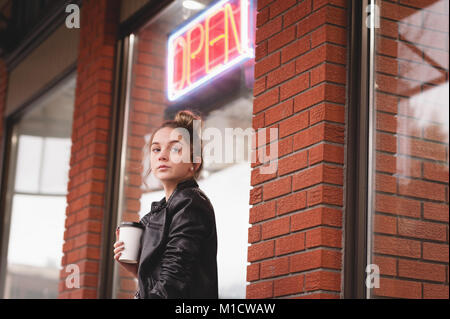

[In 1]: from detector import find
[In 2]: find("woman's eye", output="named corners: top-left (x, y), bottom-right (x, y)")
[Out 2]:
top-left (152, 148), bottom-right (160, 153)
top-left (171, 146), bottom-right (181, 153)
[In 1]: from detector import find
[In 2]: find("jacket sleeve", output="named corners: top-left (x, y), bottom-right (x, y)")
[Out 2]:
top-left (147, 197), bottom-right (211, 299)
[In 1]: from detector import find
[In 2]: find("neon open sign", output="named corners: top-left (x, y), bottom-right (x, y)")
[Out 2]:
top-left (167, 0), bottom-right (254, 101)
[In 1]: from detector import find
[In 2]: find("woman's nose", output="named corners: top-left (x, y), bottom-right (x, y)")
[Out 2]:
top-left (158, 147), bottom-right (170, 161)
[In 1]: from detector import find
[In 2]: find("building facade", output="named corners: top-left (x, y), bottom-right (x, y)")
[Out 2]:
top-left (0, 0), bottom-right (448, 299)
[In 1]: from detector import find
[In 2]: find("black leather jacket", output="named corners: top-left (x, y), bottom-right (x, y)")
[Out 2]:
top-left (134, 178), bottom-right (218, 299)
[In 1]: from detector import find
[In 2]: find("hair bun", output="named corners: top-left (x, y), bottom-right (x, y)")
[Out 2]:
top-left (174, 110), bottom-right (202, 128)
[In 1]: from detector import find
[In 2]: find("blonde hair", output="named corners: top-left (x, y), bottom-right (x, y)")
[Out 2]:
top-left (146, 110), bottom-right (203, 179)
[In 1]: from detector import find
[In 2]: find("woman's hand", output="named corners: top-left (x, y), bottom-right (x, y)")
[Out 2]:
top-left (113, 227), bottom-right (139, 278)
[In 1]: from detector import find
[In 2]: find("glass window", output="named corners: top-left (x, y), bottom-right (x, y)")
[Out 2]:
top-left (113, 0), bottom-right (255, 298)
top-left (1, 75), bottom-right (75, 298)
top-left (368, 0), bottom-right (449, 298)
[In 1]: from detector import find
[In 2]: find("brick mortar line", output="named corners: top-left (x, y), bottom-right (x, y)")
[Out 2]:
top-left (61, 242), bottom-right (103, 253)
top-left (256, 63), bottom-right (349, 99)
top-left (375, 130), bottom-right (450, 148)
top-left (374, 150), bottom-right (449, 165)
top-left (374, 51), bottom-right (449, 72)
top-left (60, 257), bottom-right (101, 265)
top-left (376, 170), bottom-right (449, 186)
top-left (67, 178), bottom-right (109, 192)
top-left (252, 136), bottom-right (345, 158)
top-left (63, 218), bottom-right (105, 232)
top-left (375, 69), bottom-right (449, 85)
top-left (251, 216), bottom-right (343, 234)
top-left (374, 58), bottom-right (448, 73)
top-left (372, 252), bottom-right (449, 265)
top-left (263, 39), bottom-right (349, 70)
top-left (253, 82), bottom-right (347, 117)
top-left (257, 265), bottom-right (343, 282)
top-left (249, 192), bottom-right (344, 216)
top-left (69, 147), bottom-right (111, 162)
top-left (64, 206), bottom-right (104, 221)
top-left (248, 267), bottom-right (343, 286)
top-left (255, 41), bottom-right (348, 80)
top-left (255, 180), bottom-right (344, 205)
top-left (59, 286), bottom-right (98, 292)
top-left (247, 267), bottom-right (343, 285)
top-left (247, 236), bottom-right (343, 258)
top-left (373, 210), bottom-right (449, 226)
top-left (253, 86), bottom-right (347, 118)
top-left (257, 2), bottom-right (347, 28)
top-left (251, 160), bottom-right (345, 189)
top-left (374, 273), bottom-right (449, 286)
top-left (381, 0), bottom-right (449, 13)
top-left (74, 90), bottom-right (114, 107)
top-left (251, 143), bottom-right (345, 168)
top-left (250, 162), bottom-right (345, 191)
top-left (128, 95), bottom-right (167, 105)
top-left (371, 232), bottom-right (448, 245)
top-left (255, 0), bottom-right (347, 22)
top-left (377, 32), bottom-right (449, 53)
top-left (374, 189), bottom-right (449, 205)
top-left (72, 127), bottom-right (111, 142)
top-left (68, 154), bottom-right (110, 171)
top-left (379, 15), bottom-right (450, 35)
top-left (278, 290), bottom-right (341, 298)
top-left (249, 190), bottom-right (344, 217)
top-left (73, 116), bottom-right (112, 131)
top-left (252, 103), bottom-right (345, 133)
top-left (66, 190), bottom-right (107, 203)
top-left (250, 196), bottom-right (343, 216)
top-left (253, 150), bottom-right (345, 168)
top-left (375, 108), bottom-right (449, 127)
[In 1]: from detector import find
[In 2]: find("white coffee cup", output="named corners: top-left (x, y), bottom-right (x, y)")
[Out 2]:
top-left (118, 222), bottom-right (144, 264)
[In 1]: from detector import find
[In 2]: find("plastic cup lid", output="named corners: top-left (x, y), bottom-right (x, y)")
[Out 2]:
top-left (119, 221), bottom-right (144, 229)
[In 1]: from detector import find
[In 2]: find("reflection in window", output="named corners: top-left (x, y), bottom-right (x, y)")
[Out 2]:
top-left (2, 76), bottom-right (75, 298)
top-left (369, 0), bottom-right (449, 299)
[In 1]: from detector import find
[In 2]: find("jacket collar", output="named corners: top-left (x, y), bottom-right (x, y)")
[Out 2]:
top-left (150, 177), bottom-right (198, 212)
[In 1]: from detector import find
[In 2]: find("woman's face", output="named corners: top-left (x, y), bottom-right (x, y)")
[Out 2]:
top-left (150, 127), bottom-right (196, 183)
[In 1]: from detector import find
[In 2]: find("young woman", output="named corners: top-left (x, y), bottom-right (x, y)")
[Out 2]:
top-left (113, 110), bottom-right (218, 299)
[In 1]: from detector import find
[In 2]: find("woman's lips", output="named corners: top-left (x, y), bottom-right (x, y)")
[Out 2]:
top-left (158, 165), bottom-right (170, 169)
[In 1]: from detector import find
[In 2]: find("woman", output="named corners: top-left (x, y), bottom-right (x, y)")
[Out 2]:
top-left (113, 110), bottom-right (218, 299)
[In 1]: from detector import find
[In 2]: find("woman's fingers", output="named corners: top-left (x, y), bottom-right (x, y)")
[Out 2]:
top-left (113, 241), bottom-right (124, 248)
top-left (113, 243), bottom-right (124, 253)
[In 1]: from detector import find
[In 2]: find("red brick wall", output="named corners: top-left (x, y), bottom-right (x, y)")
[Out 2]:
top-left (114, 25), bottom-right (167, 299)
top-left (372, 0), bottom-right (449, 299)
top-left (248, 0), bottom-right (347, 298)
top-left (58, 0), bottom-right (120, 299)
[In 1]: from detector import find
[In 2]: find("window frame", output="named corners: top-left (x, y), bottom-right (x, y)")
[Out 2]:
top-left (0, 66), bottom-right (77, 298)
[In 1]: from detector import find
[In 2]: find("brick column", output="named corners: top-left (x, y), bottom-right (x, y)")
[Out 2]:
top-left (58, 0), bottom-right (120, 299)
top-left (247, 0), bottom-right (347, 298)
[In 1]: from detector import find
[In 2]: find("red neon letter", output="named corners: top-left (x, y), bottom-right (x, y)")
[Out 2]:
top-left (173, 36), bottom-right (187, 90)
top-left (187, 24), bottom-right (205, 86)
top-left (205, 8), bottom-right (226, 74)
top-left (205, 3), bottom-right (242, 74)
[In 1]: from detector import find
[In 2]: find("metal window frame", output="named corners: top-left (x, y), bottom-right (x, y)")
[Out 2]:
top-left (97, 0), bottom-right (174, 299)
top-left (343, 0), bottom-right (372, 299)
top-left (0, 65), bottom-right (77, 299)
top-left (96, 34), bottom-right (129, 299)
